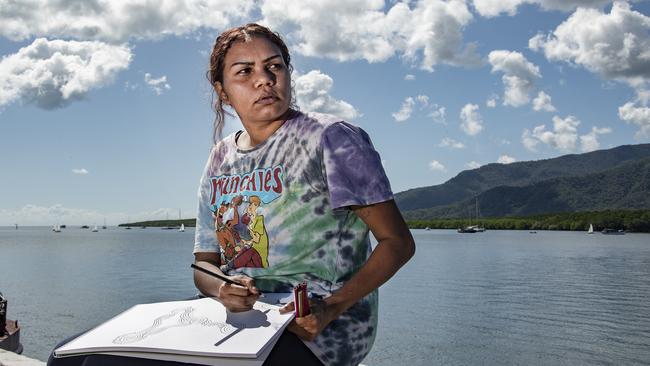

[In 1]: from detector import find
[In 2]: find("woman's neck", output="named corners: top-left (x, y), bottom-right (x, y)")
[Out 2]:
top-left (239, 109), bottom-right (295, 149)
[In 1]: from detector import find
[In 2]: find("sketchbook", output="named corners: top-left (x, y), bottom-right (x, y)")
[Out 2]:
top-left (54, 297), bottom-right (295, 366)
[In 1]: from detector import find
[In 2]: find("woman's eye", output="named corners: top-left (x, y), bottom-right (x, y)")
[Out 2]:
top-left (236, 68), bottom-right (251, 75)
top-left (268, 63), bottom-right (284, 71)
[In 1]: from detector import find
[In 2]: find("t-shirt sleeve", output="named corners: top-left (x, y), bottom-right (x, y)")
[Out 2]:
top-left (193, 149), bottom-right (220, 254)
top-left (321, 122), bottom-right (394, 210)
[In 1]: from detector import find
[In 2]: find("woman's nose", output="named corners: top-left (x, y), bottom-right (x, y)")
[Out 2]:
top-left (255, 69), bottom-right (275, 88)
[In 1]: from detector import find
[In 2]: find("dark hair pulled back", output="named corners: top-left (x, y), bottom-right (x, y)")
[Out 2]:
top-left (206, 23), bottom-right (293, 144)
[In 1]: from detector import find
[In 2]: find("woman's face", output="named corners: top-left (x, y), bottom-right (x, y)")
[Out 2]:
top-left (217, 36), bottom-right (291, 127)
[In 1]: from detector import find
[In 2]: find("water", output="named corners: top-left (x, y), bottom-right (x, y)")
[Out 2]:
top-left (1, 227), bottom-right (649, 365)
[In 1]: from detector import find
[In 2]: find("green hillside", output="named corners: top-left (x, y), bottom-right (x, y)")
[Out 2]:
top-left (397, 144), bottom-right (650, 219)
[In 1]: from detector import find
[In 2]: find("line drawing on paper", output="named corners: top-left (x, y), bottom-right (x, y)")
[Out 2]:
top-left (113, 306), bottom-right (234, 344)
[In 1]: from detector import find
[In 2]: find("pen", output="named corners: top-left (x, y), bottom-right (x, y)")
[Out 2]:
top-left (190, 263), bottom-right (263, 297)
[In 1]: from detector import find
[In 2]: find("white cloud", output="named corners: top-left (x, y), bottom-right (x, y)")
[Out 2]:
top-left (0, 0), bottom-right (255, 42)
top-left (529, 2), bottom-right (650, 87)
top-left (261, 0), bottom-right (480, 71)
top-left (294, 70), bottom-right (360, 120)
top-left (439, 137), bottom-right (465, 149)
top-left (486, 95), bottom-right (498, 108)
top-left (429, 160), bottom-right (447, 171)
top-left (144, 73), bottom-right (171, 95)
top-left (0, 204), bottom-right (188, 226)
top-left (429, 104), bottom-right (447, 124)
top-left (532, 91), bottom-right (557, 112)
top-left (619, 100), bottom-right (650, 138)
top-left (488, 50), bottom-right (541, 107)
top-left (392, 94), bottom-right (431, 122)
top-left (466, 161), bottom-right (482, 169)
top-left (416, 95), bottom-right (429, 107)
top-left (473, 0), bottom-right (613, 17)
top-left (392, 97), bottom-right (416, 122)
top-left (531, 115), bottom-right (580, 151)
top-left (404, 74), bottom-right (416, 80)
top-left (72, 168), bottom-right (89, 175)
top-left (0, 38), bottom-right (132, 109)
top-left (460, 103), bottom-right (484, 136)
top-left (580, 126), bottom-right (612, 152)
top-left (524, 115), bottom-right (612, 152)
top-left (522, 128), bottom-right (540, 152)
top-left (497, 154), bottom-right (517, 164)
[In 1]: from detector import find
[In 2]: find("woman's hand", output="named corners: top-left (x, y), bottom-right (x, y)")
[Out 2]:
top-left (217, 275), bottom-right (260, 312)
top-left (194, 254), bottom-right (260, 312)
top-left (279, 298), bottom-right (342, 341)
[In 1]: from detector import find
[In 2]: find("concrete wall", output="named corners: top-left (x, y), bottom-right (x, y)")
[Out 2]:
top-left (0, 350), bottom-right (45, 366)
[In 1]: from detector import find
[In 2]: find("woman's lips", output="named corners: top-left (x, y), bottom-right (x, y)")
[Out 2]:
top-left (256, 96), bottom-right (277, 105)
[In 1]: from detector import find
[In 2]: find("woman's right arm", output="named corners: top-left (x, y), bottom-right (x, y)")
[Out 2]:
top-left (193, 149), bottom-right (259, 312)
top-left (193, 252), bottom-right (260, 312)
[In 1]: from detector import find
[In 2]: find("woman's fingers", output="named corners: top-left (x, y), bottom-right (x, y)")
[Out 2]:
top-left (221, 282), bottom-right (251, 296)
top-left (218, 280), bottom-right (259, 312)
top-left (232, 275), bottom-right (259, 295)
top-left (279, 301), bottom-right (294, 314)
top-left (287, 316), bottom-right (319, 341)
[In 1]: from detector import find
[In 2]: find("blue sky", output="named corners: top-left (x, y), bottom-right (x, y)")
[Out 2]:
top-left (1, 0), bottom-right (649, 225)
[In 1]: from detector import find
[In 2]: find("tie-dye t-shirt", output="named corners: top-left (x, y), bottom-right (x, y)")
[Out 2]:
top-left (193, 111), bottom-right (393, 366)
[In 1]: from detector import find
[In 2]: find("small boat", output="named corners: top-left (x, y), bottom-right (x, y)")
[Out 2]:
top-left (601, 228), bottom-right (625, 235)
top-left (587, 224), bottom-right (594, 234)
top-left (0, 292), bottom-right (22, 354)
top-left (179, 224), bottom-right (185, 232)
top-left (52, 224), bottom-right (61, 233)
top-left (458, 226), bottom-right (478, 233)
top-left (125, 226), bottom-right (132, 230)
top-left (102, 218), bottom-right (107, 230)
top-left (529, 231), bottom-right (537, 234)
top-left (424, 227), bottom-right (431, 231)
top-left (91, 225), bottom-right (99, 232)
top-left (81, 225), bottom-right (89, 229)
top-left (458, 198), bottom-right (485, 233)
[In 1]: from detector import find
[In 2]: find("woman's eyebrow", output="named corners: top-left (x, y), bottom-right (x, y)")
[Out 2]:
top-left (230, 54), bottom-right (281, 69)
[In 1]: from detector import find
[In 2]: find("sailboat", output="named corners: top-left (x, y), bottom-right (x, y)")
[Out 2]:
top-left (92, 224), bottom-right (99, 232)
top-left (458, 197), bottom-right (485, 233)
top-left (179, 223), bottom-right (185, 232)
top-left (52, 224), bottom-right (61, 233)
top-left (102, 218), bottom-right (107, 230)
top-left (587, 224), bottom-right (594, 234)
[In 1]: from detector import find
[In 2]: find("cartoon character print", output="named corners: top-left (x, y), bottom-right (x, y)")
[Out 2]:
top-left (214, 195), bottom-right (244, 263)
top-left (216, 195), bottom-right (270, 271)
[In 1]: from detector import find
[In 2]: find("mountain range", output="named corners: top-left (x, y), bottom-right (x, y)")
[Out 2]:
top-left (395, 144), bottom-right (650, 220)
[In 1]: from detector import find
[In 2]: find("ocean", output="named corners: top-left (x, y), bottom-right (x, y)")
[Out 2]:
top-left (1, 227), bottom-right (649, 365)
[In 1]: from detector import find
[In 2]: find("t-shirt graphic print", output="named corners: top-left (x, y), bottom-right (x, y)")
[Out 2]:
top-left (210, 165), bottom-right (284, 269)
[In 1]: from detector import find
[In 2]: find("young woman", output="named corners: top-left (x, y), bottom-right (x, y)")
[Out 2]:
top-left (193, 23), bottom-right (415, 366)
top-left (48, 23), bottom-right (414, 366)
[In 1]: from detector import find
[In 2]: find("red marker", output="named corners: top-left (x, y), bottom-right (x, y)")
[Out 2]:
top-left (293, 282), bottom-right (310, 317)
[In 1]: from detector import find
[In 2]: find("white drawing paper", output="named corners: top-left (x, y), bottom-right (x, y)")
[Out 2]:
top-left (55, 297), bottom-right (294, 363)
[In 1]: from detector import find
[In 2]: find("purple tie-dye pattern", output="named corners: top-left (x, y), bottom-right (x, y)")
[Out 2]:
top-left (322, 122), bottom-right (394, 209)
top-left (193, 111), bottom-right (392, 366)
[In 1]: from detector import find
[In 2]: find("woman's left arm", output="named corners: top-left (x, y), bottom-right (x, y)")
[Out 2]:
top-left (283, 199), bottom-right (415, 341)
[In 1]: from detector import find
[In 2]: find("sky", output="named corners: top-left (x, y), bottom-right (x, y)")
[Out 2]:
top-left (1, 0), bottom-right (650, 226)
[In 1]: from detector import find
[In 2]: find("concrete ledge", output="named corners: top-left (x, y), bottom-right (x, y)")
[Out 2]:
top-left (0, 349), bottom-right (367, 366)
top-left (0, 350), bottom-right (45, 366)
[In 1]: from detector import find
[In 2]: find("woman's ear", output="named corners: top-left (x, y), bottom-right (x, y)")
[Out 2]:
top-left (215, 82), bottom-right (229, 105)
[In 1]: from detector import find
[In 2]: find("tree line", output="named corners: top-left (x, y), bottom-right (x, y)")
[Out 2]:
top-left (407, 209), bottom-right (650, 233)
